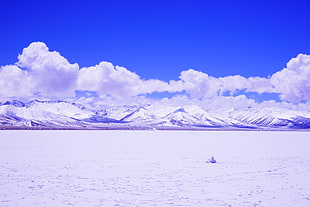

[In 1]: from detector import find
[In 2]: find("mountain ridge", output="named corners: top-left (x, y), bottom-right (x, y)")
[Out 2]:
top-left (1, 100), bottom-right (310, 130)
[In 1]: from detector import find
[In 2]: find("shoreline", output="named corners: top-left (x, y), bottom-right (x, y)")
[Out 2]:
top-left (1, 126), bottom-right (310, 132)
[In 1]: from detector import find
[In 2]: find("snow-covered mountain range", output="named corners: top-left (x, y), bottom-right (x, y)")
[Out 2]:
top-left (1, 100), bottom-right (310, 130)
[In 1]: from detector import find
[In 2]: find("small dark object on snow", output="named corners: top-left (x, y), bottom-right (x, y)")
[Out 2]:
top-left (207, 156), bottom-right (217, 163)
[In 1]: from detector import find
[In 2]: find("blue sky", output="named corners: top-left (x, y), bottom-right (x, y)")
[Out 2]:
top-left (0, 0), bottom-right (310, 103)
top-left (1, 0), bottom-right (309, 80)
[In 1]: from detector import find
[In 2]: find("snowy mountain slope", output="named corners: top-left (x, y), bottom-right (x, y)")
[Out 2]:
top-left (1, 100), bottom-right (310, 129)
top-left (0, 100), bottom-right (92, 127)
top-left (103, 105), bottom-right (141, 121)
top-left (229, 107), bottom-right (310, 128)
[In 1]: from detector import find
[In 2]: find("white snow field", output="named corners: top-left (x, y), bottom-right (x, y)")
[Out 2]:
top-left (0, 130), bottom-right (310, 207)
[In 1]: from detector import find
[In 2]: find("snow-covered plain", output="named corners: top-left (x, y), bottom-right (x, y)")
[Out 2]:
top-left (0, 130), bottom-right (309, 207)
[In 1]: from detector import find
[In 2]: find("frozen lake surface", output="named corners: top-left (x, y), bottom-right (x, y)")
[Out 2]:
top-left (0, 130), bottom-right (310, 207)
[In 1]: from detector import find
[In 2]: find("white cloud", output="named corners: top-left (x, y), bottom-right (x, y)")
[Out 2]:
top-left (178, 69), bottom-right (221, 98)
top-left (78, 61), bottom-right (143, 98)
top-left (140, 79), bottom-right (171, 94)
top-left (173, 55), bottom-right (310, 103)
top-left (17, 42), bottom-right (79, 97)
top-left (271, 54), bottom-right (310, 102)
top-left (247, 77), bottom-right (274, 94)
top-left (152, 94), bottom-right (310, 114)
top-left (219, 75), bottom-right (249, 94)
top-left (17, 42), bottom-right (49, 69)
top-left (78, 61), bottom-right (171, 98)
top-left (0, 65), bottom-right (32, 97)
top-left (174, 70), bottom-right (273, 98)
top-left (0, 42), bottom-right (310, 104)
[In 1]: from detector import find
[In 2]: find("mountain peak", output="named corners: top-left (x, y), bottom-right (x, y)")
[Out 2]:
top-left (1, 100), bottom-right (26, 107)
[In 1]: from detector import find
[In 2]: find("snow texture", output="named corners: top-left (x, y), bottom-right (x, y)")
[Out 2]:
top-left (0, 130), bottom-right (309, 207)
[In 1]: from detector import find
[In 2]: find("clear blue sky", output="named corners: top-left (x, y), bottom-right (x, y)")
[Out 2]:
top-left (1, 0), bottom-right (309, 81)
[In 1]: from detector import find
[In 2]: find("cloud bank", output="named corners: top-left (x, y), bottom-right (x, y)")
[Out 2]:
top-left (0, 42), bottom-right (309, 104)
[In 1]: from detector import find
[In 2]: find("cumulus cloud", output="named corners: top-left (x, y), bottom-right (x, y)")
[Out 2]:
top-left (78, 61), bottom-right (141, 98)
top-left (173, 70), bottom-right (273, 98)
top-left (0, 41), bottom-right (309, 104)
top-left (1, 42), bottom-right (172, 99)
top-left (140, 79), bottom-right (171, 94)
top-left (17, 42), bottom-right (79, 97)
top-left (17, 42), bottom-right (49, 69)
top-left (177, 69), bottom-right (221, 98)
top-left (0, 65), bottom-right (32, 97)
top-left (247, 77), bottom-right (274, 94)
top-left (77, 61), bottom-right (170, 98)
top-left (219, 75), bottom-right (249, 94)
top-left (271, 54), bottom-right (310, 102)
